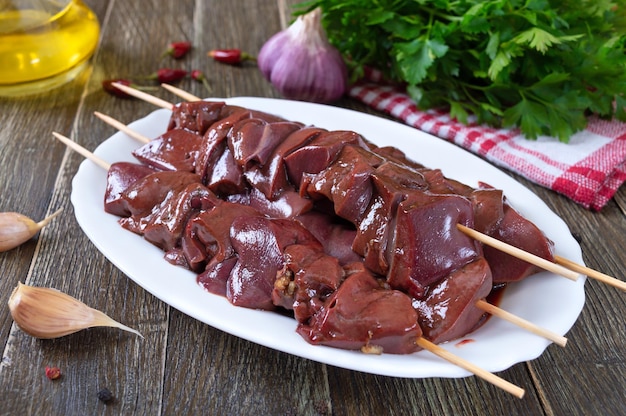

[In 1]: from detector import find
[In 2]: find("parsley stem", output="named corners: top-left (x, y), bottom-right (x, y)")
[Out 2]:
top-left (419, 6), bottom-right (463, 23)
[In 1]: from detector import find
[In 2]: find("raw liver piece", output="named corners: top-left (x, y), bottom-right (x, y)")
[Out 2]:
top-left (470, 186), bottom-right (554, 283)
top-left (245, 126), bottom-right (325, 199)
top-left (197, 257), bottom-right (238, 297)
top-left (181, 201), bottom-right (263, 272)
top-left (104, 162), bottom-right (158, 216)
top-left (228, 118), bottom-right (303, 168)
top-left (132, 128), bottom-right (204, 172)
top-left (484, 201), bottom-right (555, 283)
top-left (227, 217), bottom-right (322, 310)
top-left (272, 243), bottom-right (344, 322)
top-left (370, 145), bottom-right (426, 170)
top-left (302, 145), bottom-right (384, 223)
top-left (470, 188), bottom-right (505, 235)
top-left (167, 100), bottom-right (226, 134)
top-left (295, 211), bottom-right (362, 265)
top-left (420, 168), bottom-right (474, 196)
top-left (353, 193), bottom-right (393, 275)
top-left (297, 263), bottom-right (422, 354)
top-left (353, 161), bottom-right (428, 275)
top-left (206, 144), bottom-right (247, 195)
top-left (229, 187), bottom-right (312, 219)
top-left (386, 191), bottom-right (481, 299)
top-left (284, 130), bottom-right (369, 187)
top-left (113, 170), bottom-right (203, 230)
top-left (195, 107), bottom-right (250, 184)
top-left (195, 105), bottom-right (285, 184)
top-left (414, 257), bottom-right (492, 344)
top-left (135, 183), bottom-right (216, 251)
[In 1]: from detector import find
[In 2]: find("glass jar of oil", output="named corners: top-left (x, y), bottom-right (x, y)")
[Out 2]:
top-left (0, 0), bottom-right (100, 96)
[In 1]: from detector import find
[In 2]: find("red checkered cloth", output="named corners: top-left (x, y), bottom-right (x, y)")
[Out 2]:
top-left (349, 72), bottom-right (626, 211)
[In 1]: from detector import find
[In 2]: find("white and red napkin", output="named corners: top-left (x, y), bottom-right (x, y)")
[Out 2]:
top-left (348, 71), bottom-right (626, 211)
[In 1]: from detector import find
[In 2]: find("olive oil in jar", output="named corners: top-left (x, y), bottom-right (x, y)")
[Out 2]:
top-left (0, 0), bottom-right (100, 96)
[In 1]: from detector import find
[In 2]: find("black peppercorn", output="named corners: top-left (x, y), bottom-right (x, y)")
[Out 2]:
top-left (97, 387), bottom-right (114, 403)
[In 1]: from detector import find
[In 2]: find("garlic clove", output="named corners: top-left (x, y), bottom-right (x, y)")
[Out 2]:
top-left (0, 208), bottom-right (63, 252)
top-left (257, 7), bottom-right (348, 103)
top-left (8, 282), bottom-right (142, 339)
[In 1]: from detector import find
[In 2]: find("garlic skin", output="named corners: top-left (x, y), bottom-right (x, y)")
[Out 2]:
top-left (8, 282), bottom-right (142, 339)
top-left (0, 209), bottom-right (62, 252)
top-left (258, 8), bottom-right (348, 103)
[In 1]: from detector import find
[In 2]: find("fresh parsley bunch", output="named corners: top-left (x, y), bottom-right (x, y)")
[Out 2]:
top-left (298, 0), bottom-right (626, 142)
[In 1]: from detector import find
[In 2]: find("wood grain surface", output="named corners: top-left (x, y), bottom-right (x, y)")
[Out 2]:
top-left (0, 1), bottom-right (624, 415)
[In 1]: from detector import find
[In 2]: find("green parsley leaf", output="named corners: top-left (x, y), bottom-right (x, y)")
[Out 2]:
top-left (299, 0), bottom-right (626, 142)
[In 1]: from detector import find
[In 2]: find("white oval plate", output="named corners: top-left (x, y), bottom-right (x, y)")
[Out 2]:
top-left (71, 97), bottom-right (585, 378)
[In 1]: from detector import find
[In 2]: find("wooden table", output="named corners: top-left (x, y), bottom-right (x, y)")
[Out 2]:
top-left (1, 1), bottom-right (624, 414)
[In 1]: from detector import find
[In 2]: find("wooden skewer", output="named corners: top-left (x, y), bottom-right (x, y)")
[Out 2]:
top-left (52, 132), bottom-right (111, 170)
top-left (110, 82), bottom-right (174, 110)
top-left (457, 224), bottom-right (579, 281)
top-left (416, 337), bottom-right (525, 398)
top-left (475, 300), bottom-right (567, 347)
top-left (161, 83), bottom-right (202, 102)
top-left (554, 255), bottom-right (625, 292)
top-left (93, 111), bottom-right (151, 144)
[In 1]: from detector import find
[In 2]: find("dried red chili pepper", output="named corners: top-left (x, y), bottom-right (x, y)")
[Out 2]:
top-left (207, 49), bottom-right (256, 65)
top-left (191, 69), bottom-right (212, 93)
top-left (148, 68), bottom-right (188, 84)
top-left (163, 41), bottom-right (192, 59)
top-left (45, 366), bottom-right (61, 380)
